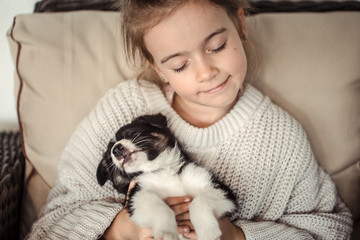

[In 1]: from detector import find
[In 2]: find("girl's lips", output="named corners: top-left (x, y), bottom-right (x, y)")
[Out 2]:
top-left (203, 77), bottom-right (229, 94)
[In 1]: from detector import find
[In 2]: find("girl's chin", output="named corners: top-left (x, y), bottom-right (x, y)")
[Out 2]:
top-left (175, 85), bottom-right (241, 110)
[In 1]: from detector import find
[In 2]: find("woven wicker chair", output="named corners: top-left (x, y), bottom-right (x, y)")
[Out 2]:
top-left (0, 132), bottom-right (25, 240)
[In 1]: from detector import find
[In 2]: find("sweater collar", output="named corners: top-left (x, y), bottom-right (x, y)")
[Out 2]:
top-left (140, 80), bottom-right (265, 148)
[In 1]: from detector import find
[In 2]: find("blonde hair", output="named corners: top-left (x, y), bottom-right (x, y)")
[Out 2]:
top-left (120, 0), bottom-right (258, 89)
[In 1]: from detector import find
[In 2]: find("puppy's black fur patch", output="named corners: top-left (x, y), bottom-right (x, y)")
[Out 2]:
top-left (97, 114), bottom-right (176, 195)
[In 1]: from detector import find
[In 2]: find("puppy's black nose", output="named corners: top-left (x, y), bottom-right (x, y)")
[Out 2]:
top-left (112, 144), bottom-right (124, 157)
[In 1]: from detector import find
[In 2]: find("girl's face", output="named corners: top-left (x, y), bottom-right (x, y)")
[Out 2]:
top-left (144, 2), bottom-right (248, 125)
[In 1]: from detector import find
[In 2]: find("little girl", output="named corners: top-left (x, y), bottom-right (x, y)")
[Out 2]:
top-left (27, 0), bottom-right (353, 239)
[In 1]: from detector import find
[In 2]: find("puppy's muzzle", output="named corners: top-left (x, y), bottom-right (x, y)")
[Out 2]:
top-left (111, 143), bottom-right (140, 165)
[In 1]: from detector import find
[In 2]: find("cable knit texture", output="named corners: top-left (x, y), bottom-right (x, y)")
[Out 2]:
top-left (27, 79), bottom-right (353, 240)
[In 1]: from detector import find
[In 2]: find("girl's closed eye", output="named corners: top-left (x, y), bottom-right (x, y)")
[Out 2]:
top-left (213, 41), bottom-right (227, 53)
top-left (174, 61), bottom-right (189, 73)
top-left (206, 41), bottom-right (227, 54)
top-left (173, 42), bottom-right (227, 74)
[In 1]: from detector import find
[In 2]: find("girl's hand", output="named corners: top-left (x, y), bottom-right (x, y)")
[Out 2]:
top-left (101, 208), bottom-right (154, 240)
top-left (218, 218), bottom-right (246, 240)
top-left (164, 196), bottom-right (194, 236)
top-left (164, 196), bottom-right (246, 240)
top-left (102, 181), bottom-right (154, 240)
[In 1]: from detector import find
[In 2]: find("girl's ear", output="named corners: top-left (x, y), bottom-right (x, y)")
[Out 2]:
top-left (237, 7), bottom-right (248, 42)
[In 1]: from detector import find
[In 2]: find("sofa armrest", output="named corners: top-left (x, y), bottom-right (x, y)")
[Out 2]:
top-left (0, 131), bottom-right (25, 240)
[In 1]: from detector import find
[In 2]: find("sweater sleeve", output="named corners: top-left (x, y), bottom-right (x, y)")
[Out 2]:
top-left (234, 124), bottom-right (353, 239)
top-left (26, 81), bottom-right (145, 239)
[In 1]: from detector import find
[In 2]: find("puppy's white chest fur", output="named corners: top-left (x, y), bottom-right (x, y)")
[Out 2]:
top-left (130, 160), bottom-right (236, 240)
top-left (138, 162), bottom-right (214, 199)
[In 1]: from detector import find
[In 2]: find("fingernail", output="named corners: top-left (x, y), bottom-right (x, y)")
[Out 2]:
top-left (182, 227), bottom-right (190, 233)
top-left (184, 197), bottom-right (191, 202)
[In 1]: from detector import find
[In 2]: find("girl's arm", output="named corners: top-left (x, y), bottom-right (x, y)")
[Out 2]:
top-left (26, 82), bottom-right (146, 239)
top-left (233, 126), bottom-right (353, 239)
top-left (101, 209), bottom-right (154, 240)
top-left (101, 181), bottom-right (154, 240)
top-left (234, 168), bottom-right (352, 239)
top-left (26, 116), bottom-right (125, 239)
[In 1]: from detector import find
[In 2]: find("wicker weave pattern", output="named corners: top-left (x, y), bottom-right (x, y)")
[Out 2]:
top-left (33, 0), bottom-right (360, 13)
top-left (34, 0), bottom-right (120, 12)
top-left (0, 132), bottom-right (25, 240)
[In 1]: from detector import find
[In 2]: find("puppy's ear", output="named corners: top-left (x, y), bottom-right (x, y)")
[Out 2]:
top-left (140, 113), bottom-right (167, 129)
top-left (115, 125), bottom-right (127, 141)
top-left (96, 157), bottom-right (110, 186)
top-left (96, 141), bottom-right (115, 186)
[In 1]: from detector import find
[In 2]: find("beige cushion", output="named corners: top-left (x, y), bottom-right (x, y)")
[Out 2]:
top-left (8, 10), bottom-right (360, 224)
top-left (248, 12), bottom-right (360, 219)
top-left (8, 11), bottom-right (139, 223)
top-left (8, 11), bottom-right (139, 188)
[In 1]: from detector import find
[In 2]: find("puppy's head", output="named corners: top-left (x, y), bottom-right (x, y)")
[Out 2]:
top-left (96, 114), bottom-right (176, 193)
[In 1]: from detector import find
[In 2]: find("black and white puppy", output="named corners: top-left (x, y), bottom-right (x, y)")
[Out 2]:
top-left (97, 114), bottom-right (236, 240)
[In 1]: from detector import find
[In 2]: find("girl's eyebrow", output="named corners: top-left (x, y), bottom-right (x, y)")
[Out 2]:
top-left (204, 27), bottom-right (227, 43)
top-left (160, 27), bottom-right (227, 64)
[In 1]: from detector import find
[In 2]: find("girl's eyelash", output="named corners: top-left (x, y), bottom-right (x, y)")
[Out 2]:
top-left (212, 42), bottom-right (227, 53)
top-left (174, 63), bottom-right (187, 73)
top-left (173, 42), bottom-right (227, 73)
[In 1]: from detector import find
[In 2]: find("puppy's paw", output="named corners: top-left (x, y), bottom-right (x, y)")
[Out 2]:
top-left (194, 220), bottom-right (222, 240)
top-left (154, 231), bottom-right (180, 240)
top-left (152, 211), bottom-right (179, 240)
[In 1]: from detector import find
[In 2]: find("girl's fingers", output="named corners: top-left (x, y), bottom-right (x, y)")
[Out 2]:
top-left (164, 196), bottom-right (191, 206)
top-left (177, 220), bottom-right (194, 231)
top-left (164, 196), bottom-right (192, 216)
top-left (175, 211), bottom-right (190, 221)
top-left (171, 202), bottom-right (191, 216)
top-left (182, 230), bottom-right (197, 239)
top-left (163, 196), bottom-right (195, 238)
top-left (177, 224), bottom-right (191, 235)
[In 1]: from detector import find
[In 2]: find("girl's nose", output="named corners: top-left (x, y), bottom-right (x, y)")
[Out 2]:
top-left (195, 57), bottom-right (219, 82)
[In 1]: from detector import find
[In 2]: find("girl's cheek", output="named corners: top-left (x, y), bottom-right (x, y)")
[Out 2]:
top-left (230, 49), bottom-right (247, 71)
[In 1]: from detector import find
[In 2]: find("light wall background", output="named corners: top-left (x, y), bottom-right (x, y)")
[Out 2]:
top-left (0, 0), bottom-right (38, 131)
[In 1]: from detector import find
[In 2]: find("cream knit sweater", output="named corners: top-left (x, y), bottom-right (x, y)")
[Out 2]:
top-left (27, 79), bottom-right (353, 240)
